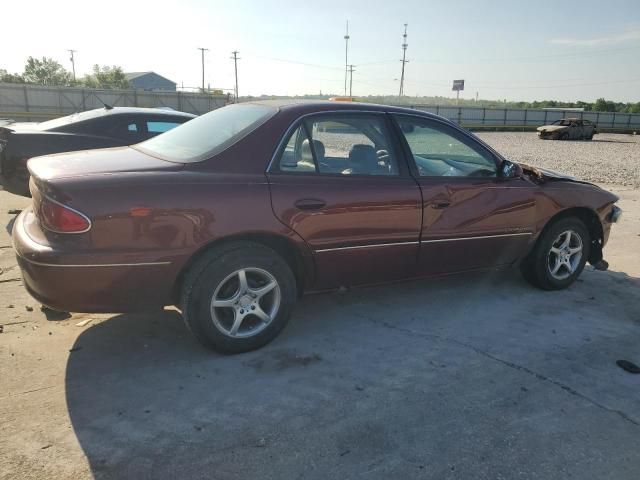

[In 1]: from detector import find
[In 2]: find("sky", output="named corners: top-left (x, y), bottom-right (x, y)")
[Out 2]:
top-left (2, 0), bottom-right (640, 102)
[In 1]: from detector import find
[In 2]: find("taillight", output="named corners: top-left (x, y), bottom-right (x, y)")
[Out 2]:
top-left (39, 197), bottom-right (91, 233)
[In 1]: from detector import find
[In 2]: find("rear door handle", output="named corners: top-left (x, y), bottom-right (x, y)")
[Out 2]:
top-left (432, 202), bottom-right (451, 209)
top-left (295, 198), bottom-right (326, 211)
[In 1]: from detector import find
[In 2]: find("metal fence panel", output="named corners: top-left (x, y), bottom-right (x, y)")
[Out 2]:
top-left (393, 105), bottom-right (640, 131)
top-left (3, 85), bottom-right (639, 130)
top-left (0, 83), bottom-right (228, 120)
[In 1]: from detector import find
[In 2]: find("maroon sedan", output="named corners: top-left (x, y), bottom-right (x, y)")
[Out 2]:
top-left (12, 101), bottom-right (621, 353)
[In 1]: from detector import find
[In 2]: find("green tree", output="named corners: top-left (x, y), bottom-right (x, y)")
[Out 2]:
top-left (0, 69), bottom-right (25, 83)
top-left (82, 65), bottom-right (129, 89)
top-left (593, 98), bottom-right (617, 112)
top-left (22, 57), bottom-right (71, 85)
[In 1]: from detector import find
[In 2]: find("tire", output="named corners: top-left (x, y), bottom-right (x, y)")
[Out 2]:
top-left (180, 241), bottom-right (297, 354)
top-left (1, 166), bottom-right (31, 197)
top-left (560, 132), bottom-right (569, 141)
top-left (520, 218), bottom-right (590, 290)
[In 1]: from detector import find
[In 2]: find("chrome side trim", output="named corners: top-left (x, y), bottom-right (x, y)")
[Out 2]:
top-left (313, 232), bottom-right (532, 253)
top-left (315, 241), bottom-right (419, 253)
top-left (421, 232), bottom-right (532, 244)
top-left (16, 253), bottom-right (171, 268)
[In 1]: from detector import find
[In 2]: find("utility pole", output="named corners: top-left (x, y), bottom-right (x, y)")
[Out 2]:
top-left (348, 64), bottom-right (355, 97)
top-left (197, 47), bottom-right (209, 92)
top-left (231, 51), bottom-right (240, 102)
top-left (67, 49), bottom-right (76, 83)
top-left (399, 23), bottom-right (409, 99)
top-left (344, 20), bottom-right (350, 96)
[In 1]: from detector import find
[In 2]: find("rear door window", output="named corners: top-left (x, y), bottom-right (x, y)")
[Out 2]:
top-left (275, 114), bottom-right (399, 176)
top-left (146, 121), bottom-right (181, 135)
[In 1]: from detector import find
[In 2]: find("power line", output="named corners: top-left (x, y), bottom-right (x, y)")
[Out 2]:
top-left (197, 47), bottom-right (209, 92)
top-left (247, 55), bottom-right (343, 71)
top-left (398, 24), bottom-right (408, 98)
top-left (231, 51), bottom-right (240, 101)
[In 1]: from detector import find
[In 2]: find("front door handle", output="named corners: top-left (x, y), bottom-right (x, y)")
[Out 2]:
top-left (432, 201), bottom-right (451, 209)
top-left (295, 198), bottom-right (326, 211)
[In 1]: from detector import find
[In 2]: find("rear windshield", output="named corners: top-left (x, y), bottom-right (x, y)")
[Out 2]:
top-left (133, 104), bottom-right (277, 163)
top-left (38, 109), bottom-right (106, 130)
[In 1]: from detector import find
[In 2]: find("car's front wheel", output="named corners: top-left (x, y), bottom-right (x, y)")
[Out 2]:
top-left (180, 242), bottom-right (297, 354)
top-left (521, 218), bottom-right (590, 290)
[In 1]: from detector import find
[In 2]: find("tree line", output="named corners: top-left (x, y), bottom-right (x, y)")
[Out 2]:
top-left (370, 95), bottom-right (640, 114)
top-left (1, 57), bottom-right (129, 89)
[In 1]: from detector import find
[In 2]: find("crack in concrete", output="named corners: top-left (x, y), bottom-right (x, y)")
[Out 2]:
top-left (362, 314), bottom-right (639, 428)
top-left (0, 278), bottom-right (20, 284)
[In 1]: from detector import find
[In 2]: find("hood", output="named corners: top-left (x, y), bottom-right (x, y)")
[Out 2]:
top-left (27, 146), bottom-right (183, 181)
top-left (519, 162), bottom-right (591, 184)
top-left (537, 125), bottom-right (568, 132)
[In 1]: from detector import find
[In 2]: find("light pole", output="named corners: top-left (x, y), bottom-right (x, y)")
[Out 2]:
top-left (399, 24), bottom-right (409, 98)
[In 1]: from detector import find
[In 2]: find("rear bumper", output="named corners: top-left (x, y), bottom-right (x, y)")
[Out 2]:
top-left (12, 209), bottom-right (178, 312)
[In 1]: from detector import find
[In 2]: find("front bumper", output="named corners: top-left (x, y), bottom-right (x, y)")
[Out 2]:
top-left (609, 205), bottom-right (622, 223)
top-left (12, 209), bottom-right (178, 312)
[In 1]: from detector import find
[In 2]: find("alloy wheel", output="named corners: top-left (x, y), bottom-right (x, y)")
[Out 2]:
top-left (210, 267), bottom-right (281, 338)
top-left (547, 230), bottom-right (583, 280)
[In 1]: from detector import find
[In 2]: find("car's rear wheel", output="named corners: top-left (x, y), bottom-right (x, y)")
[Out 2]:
top-left (560, 132), bottom-right (569, 140)
top-left (1, 165), bottom-right (30, 197)
top-left (521, 218), bottom-right (590, 290)
top-left (180, 242), bottom-right (297, 354)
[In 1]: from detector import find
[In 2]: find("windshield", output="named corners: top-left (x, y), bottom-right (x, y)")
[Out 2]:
top-left (134, 104), bottom-right (277, 163)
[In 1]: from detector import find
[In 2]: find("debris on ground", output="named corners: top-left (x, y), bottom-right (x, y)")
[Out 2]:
top-left (75, 319), bottom-right (93, 327)
top-left (7, 209), bottom-right (22, 215)
top-left (616, 360), bottom-right (640, 374)
top-left (0, 325), bottom-right (3, 333)
top-left (25, 305), bottom-right (33, 312)
top-left (68, 346), bottom-right (82, 353)
top-left (40, 305), bottom-right (71, 321)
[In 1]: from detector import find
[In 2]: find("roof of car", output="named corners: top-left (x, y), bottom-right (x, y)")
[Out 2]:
top-left (247, 99), bottom-right (443, 118)
top-left (35, 107), bottom-right (195, 131)
top-left (98, 107), bottom-right (195, 118)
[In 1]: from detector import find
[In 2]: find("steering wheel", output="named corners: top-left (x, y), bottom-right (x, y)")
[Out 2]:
top-left (376, 150), bottom-right (394, 173)
top-left (376, 149), bottom-right (390, 162)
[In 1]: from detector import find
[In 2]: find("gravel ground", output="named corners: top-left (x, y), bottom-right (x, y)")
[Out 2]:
top-left (478, 132), bottom-right (640, 187)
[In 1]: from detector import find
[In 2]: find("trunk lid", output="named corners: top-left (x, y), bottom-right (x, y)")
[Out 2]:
top-left (27, 146), bottom-right (183, 181)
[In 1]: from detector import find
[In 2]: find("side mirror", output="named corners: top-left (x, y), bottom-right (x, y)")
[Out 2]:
top-left (500, 160), bottom-right (522, 179)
